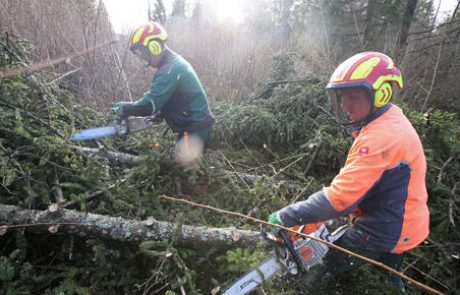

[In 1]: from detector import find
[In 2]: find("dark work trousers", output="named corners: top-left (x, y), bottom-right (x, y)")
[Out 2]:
top-left (310, 229), bottom-right (407, 294)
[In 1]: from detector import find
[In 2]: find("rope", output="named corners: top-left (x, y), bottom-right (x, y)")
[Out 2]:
top-left (160, 195), bottom-right (444, 295)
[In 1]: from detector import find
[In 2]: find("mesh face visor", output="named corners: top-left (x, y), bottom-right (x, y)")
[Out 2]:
top-left (327, 88), bottom-right (348, 124)
top-left (131, 45), bottom-right (152, 66)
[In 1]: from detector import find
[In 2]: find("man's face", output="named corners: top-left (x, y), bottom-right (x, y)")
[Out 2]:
top-left (337, 88), bottom-right (372, 122)
top-left (132, 46), bottom-right (162, 68)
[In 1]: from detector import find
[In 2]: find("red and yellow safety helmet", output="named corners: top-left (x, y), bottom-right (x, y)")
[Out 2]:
top-left (129, 22), bottom-right (168, 56)
top-left (326, 52), bottom-right (403, 108)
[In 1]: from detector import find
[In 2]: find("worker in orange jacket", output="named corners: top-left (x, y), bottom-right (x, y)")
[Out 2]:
top-left (269, 51), bottom-right (429, 293)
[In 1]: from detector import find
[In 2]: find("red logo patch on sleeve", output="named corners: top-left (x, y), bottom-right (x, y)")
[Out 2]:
top-left (358, 147), bottom-right (369, 156)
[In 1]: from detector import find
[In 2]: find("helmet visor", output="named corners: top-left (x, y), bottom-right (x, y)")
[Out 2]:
top-left (131, 46), bottom-right (152, 65)
top-left (327, 87), bottom-right (373, 124)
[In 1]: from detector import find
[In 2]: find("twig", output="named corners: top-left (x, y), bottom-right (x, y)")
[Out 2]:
top-left (141, 258), bottom-right (167, 295)
top-left (0, 181), bottom-right (16, 195)
top-left (271, 154), bottom-right (304, 179)
top-left (402, 252), bottom-right (424, 272)
top-left (303, 137), bottom-right (323, 176)
top-left (46, 68), bottom-right (81, 85)
top-left (152, 283), bottom-right (170, 295)
top-left (421, 36), bottom-right (444, 113)
top-left (351, 6), bottom-right (364, 49)
top-left (239, 139), bottom-right (263, 166)
top-left (266, 78), bottom-right (319, 86)
top-left (220, 151), bottom-right (251, 189)
top-left (248, 153), bottom-right (307, 171)
top-left (291, 178), bottom-right (314, 204)
top-left (160, 195), bottom-right (445, 295)
top-left (112, 37), bottom-right (133, 102)
top-left (246, 197), bottom-right (269, 219)
top-left (449, 181), bottom-right (458, 227)
top-left (177, 276), bottom-right (187, 295)
top-left (448, 198), bottom-right (456, 227)
top-left (437, 155), bottom-right (457, 184)
top-left (53, 168), bottom-right (66, 204)
top-left (63, 179), bottom-right (127, 209)
top-left (262, 144), bottom-right (279, 160)
top-left (404, 261), bottom-right (450, 291)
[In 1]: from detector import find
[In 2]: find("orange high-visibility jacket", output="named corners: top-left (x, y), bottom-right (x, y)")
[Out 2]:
top-left (279, 104), bottom-right (429, 253)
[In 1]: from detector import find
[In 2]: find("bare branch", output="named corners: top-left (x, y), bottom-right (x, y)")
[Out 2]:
top-left (0, 39), bottom-right (117, 79)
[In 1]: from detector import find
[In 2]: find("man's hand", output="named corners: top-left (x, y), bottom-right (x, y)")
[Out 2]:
top-left (111, 101), bottom-right (131, 115)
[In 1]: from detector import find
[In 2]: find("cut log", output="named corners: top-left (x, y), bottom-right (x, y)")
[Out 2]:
top-left (72, 146), bottom-right (141, 166)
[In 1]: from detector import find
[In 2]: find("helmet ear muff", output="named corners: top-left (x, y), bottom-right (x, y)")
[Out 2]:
top-left (147, 39), bottom-right (162, 56)
top-left (374, 82), bottom-right (392, 108)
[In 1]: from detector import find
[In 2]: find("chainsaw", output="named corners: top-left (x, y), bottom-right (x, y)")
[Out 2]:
top-left (222, 223), bottom-right (347, 295)
top-left (71, 115), bottom-right (160, 141)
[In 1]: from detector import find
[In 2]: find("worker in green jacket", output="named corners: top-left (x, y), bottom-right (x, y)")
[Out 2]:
top-left (112, 22), bottom-right (214, 153)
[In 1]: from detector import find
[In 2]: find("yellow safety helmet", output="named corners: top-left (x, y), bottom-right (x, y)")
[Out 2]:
top-left (326, 51), bottom-right (404, 108)
top-left (129, 22), bottom-right (168, 56)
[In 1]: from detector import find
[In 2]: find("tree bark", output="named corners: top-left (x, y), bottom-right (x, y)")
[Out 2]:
top-left (0, 204), bottom-right (263, 250)
top-left (363, 0), bottom-right (377, 46)
top-left (278, 0), bottom-right (293, 43)
top-left (395, 0), bottom-right (418, 57)
top-left (72, 146), bottom-right (141, 166)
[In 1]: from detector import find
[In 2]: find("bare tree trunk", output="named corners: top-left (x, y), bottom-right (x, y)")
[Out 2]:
top-left (363, 0), bottom-right (377, 46)
top-left (452, 2), bottom-right (460, 21)
top-left (0, 204), bottom-right (262, 250)
top-left (279, 0), bottom-right (293, 43)
top-left (394, 0), bottom-right (418, 57)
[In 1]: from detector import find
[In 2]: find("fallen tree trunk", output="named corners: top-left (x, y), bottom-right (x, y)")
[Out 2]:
top-left (0, 204), bottom-right (262, 250)
top-left (72, 146), bottom-right (141, 166)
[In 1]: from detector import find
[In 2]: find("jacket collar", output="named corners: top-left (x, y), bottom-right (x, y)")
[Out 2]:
top-left (157, 47), bottom-right (177, 68)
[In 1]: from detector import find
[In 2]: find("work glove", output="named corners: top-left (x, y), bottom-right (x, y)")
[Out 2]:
top-left (111, 101), bottom-right (132, 116)
top-left (268, 211), bottom-right (283, 229)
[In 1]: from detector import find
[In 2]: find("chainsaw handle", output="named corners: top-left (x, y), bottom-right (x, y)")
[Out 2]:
top-left (278, 230), bottom-right (305, 273)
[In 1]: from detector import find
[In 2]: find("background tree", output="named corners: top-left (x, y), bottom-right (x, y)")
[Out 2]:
top-left (394, 0), bottom-right (419, 57)
top-left (273, 0), bottom-right (294, 43)
top-left (172, 0), bottom-right (187, 19)
top-left (149, 0), bottom-right (167, 24)
top-left (0, 0), bottom-right (130, 106)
